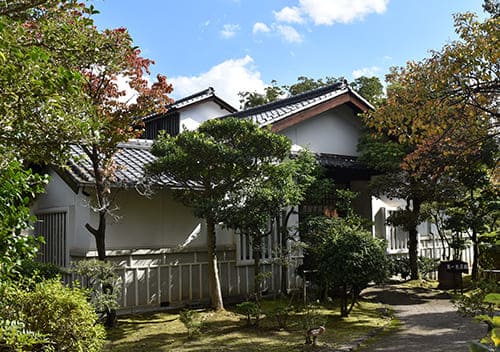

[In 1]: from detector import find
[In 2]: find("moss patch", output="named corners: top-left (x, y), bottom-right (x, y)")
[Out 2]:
top-left (103, 299), bottom-right (393, 352)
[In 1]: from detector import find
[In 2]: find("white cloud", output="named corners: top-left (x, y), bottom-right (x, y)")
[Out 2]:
top-left (275, 25), bottom-right (303, 43)
top-left (170, 56), bottom-right (266, 108)
top-left (274, 0), bottom-right (389, 26)
top-left (352, 66), bottom-right (381, 79)
top-left (253, 22), bottom-right (271, 34)
top-left (273, 6), bottom-right (304, 23)
top-left (220, 24), bottom-right (240, 38)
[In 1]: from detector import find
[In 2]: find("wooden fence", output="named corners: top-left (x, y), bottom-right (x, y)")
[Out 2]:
top-left (63, 248), bottom-right (302, 312)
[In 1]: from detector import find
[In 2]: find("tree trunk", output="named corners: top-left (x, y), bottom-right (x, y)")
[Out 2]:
top-left (471, 231), bottom-right (479, 281)
top-left (340, 285), bottom-right (348, 317)
top-left (408, 199), bottom-right (421, 280)
top-left (252, 234), bottom-right (262, 327)
top-left (206, 217), bottom-right (224, 311)
top-left (408, 227), bottom-right (419, 280)
top-left (279, 208), bottom-right (294, 295)
top-left (253, 235), bottom-right (262, 302)
top-left (85, 211), bottom-right (107, 261)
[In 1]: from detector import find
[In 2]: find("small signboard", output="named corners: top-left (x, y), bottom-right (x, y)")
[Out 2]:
top-left (444, 260), bottom-right (469, 273)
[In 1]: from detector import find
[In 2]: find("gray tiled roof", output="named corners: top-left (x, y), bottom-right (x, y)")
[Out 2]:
top-left (66, 140), bottom-right (178, 188)
top-left (142, 87), bottom-right (237, 122)
top-left (169, 87), bottom-right (217, 110)
top-left (316, 153), bottom-right (367, 170)
top-left (225, 81), bottom-right (356, 126)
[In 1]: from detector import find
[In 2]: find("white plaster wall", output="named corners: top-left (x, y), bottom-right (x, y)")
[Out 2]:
top-left (280, 105), bottom-right (362, 156)
top-left (31, 171), bottom-right (90, 259)
top-left (370, 195), bottom-right (432, 238)
top-left (179, 101), bottom-right (234, 131)
top-left (33, 173), bottom-right (235, 256)
top-left (85, 189), bottom-right (234, 251)
top-left (32, 171), bottom-right (76, 209)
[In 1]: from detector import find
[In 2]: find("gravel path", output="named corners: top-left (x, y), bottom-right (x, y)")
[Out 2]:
top-left (358, 285), bottom-right (486, 352)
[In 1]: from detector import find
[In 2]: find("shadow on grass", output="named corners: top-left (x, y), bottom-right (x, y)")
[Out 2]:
top-left (104, 299), bottom-right (393, 352)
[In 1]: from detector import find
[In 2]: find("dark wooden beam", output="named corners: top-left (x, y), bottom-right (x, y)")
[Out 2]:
top-left (271, 93), bottom-right (369, 132)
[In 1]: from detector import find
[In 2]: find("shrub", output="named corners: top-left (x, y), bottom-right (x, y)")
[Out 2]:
top-left (388, 256), bottom-right (439, 279)
top-left (0, 279), bottom-right (105, 352)
top-left (71, 259), bottom-right (122, 327)
top-left (300, 303), bottom-right (327, 332)
top-left (18, 260), bottom-right (60, 282)
top-left (454, 278), bottom-right (499, 317)
top-left (304, 216), bottom-right (389, 317)
top-left (269, 304), bottom-right (293, 330)
top-left (0, 319), bottom-right (51, 351)
top-left (179, 309), bottom-right (202, 339)
top-left (235, 301), bottom-right (259, 326)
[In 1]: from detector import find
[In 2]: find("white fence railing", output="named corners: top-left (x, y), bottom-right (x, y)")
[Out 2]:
top-left (62, 248), bottom-right (302, 312)
top-left (386, 233), bottom-right (475, 279)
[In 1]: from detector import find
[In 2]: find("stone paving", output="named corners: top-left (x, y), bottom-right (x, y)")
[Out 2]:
top-left (358, 285), bottom-right (486, 352)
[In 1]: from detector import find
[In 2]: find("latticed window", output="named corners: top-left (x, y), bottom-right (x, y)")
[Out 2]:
top-left (299, 182), bottom-right (349, 220)
top-left (35, 211), bottom-right (67, 267)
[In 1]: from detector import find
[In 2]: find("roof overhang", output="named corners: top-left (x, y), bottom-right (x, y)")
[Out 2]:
top-left (270, 90), bottom-right (371, 132)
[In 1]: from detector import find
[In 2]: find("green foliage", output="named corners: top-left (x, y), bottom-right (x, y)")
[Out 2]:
top-left (471, 306), bottom-right (500, 350)
top-left (0, 319), bottom-right (52, 352)
top-left (179, 309), bottom-right (202, 339)
top-left (238, 76), bottom-right (341, 108)
top-left (235, 301), bottom-right (260, 326)
top-left (149, 118), bottom-right (292, 222)
top-left (71, 259), bottom-right (122, 315)
top-left (454, 278), bottom-right (500, 317)
top-left (17, 260), bottom-right (61, 282)
top-left (148, 117), bottom-right (305, 309)
top-left (359, 8), bottom-right (499, 281)
top-left (0, 278), bottom-right (105, 352)
top-left (303, 216), bottom-right (389, 317)
top-left (349, 76), bottom-right (384, 106)
top-left (286, 76), bottom-right (340, 96)
top-left (388, 256), bottom-right (440, 279)
top-left (0, 160), bottom-right (48, 281)
top-left (238, 75), bottom-right (382, 109)
top-left (268, 304), bottom-right (293, 330)
top-left (300, 303), bottom-right (327, 332)
top-left (0, 5), bottom-right (88, 164)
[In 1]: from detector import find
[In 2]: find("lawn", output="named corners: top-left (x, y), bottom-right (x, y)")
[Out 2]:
top-left (103, 298), bottom-right (393, 352)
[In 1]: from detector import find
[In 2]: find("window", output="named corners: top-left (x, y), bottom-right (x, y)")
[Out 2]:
top-left (35, 211), bottom-right (67, 267)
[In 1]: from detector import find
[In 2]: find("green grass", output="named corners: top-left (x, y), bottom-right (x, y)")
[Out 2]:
top-left (396, 279), bottom-right (439, 289)
top-left (103, 299), bottom-right (393, 352)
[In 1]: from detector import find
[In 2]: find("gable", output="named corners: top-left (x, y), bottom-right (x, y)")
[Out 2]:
top-left (280, 104), bottom-right (362, 156)
top-left (270, 91), bottom-right (368, 132)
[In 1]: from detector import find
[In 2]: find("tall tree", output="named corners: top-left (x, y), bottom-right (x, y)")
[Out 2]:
top-left (22, 3), bottom-right (174, 260)
top-left (349, 76), bottom-right (384, 107)
top-left (361, 5), bottom-right (499, 279)
top-left (147, 118), bottom-right (297, 311)
top-left (0, 0), bottom-right (89, 164)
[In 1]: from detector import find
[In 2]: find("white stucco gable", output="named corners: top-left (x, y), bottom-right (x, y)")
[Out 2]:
top-left (280, 104), bottom-right (362, 156)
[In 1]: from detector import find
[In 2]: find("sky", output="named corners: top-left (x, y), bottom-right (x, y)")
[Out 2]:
top-left (92, 0), bottom-right (486, 108)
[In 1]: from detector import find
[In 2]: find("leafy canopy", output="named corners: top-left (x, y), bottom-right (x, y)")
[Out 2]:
top-left (148, 117), bottom-right (293, 221)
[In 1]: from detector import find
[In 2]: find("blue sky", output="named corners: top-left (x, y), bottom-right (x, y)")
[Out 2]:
top-left (93, 0), bottom-right (485, 108)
